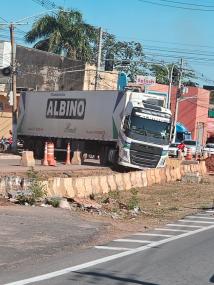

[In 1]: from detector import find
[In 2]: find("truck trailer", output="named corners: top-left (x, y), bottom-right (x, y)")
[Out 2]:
top-left (17, 90), bottom-right (172, 169)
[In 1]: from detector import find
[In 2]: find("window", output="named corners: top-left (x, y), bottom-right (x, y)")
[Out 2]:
top-left (208, 109), bottom-right (214, 118)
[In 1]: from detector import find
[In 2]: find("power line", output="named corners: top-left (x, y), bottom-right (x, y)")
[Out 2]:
top-left (31, 0), bottom-right (58, 10)
top-left (138, 0), bottom-right (214, 11)
top-left (160, 0), bottom-right (214, 8)
top-left (0, 16), bottom-right (8, 23)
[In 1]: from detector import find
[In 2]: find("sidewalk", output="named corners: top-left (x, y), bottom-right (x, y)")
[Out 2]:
top-left (0, 153), bottom-right (112, 177)
top-left (0, 205), bottom-right (108, 272)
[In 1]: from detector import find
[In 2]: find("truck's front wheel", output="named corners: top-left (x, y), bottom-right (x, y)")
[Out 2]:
top-left (100, 146), bottom-right (109, 166)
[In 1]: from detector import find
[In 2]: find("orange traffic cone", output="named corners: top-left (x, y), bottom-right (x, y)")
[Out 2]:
top-left (65, 143), bottom-right (71, 165)
top-left (42, 142), bottom-right (48, 166)
top-left (186, 147), bottom-right (192, 160)
top-left (47, 142), bottom-right (56, 166)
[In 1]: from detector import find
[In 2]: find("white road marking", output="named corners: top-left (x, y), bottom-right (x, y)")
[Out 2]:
top-left (178, 219), bottom-right (214, 224)
top-left (114, 239), bottom-right (151, 243)
top-left (186, 216), bottom-right (214, 220)
top-left (133, 233), bottom-right (173, 237)
top-left (155, 228), bottom-right (189, 232)
top-left (167, 223), bottom-right (202, 228)
top-left (4, 224), bottom-right (214, 285)
top-left (94, 246), bottom-right (132, 251)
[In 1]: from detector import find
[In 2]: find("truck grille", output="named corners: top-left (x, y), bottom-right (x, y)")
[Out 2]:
top-left (130, 143), bottom-right (162, 168)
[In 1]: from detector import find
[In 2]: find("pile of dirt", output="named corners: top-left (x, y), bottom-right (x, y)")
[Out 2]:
top-left (205, 156), bottom-right (214, 172)
top-left (0, 197), bottom-right (12, 206)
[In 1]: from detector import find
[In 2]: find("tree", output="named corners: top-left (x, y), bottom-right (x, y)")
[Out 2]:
top-left (25, 9), bottom-right (97, 62)
top-left (101, 33), bottom-right (146, 82)
top-left (149, 64), bottom-right (169, 85)
top-left (149, 63), bottom-right (199, 87)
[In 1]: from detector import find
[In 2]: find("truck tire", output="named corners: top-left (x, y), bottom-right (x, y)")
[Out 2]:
top-left (100, 146), bottom-right (109, 166)
top-left (34, 140), bottom-right (44, 159)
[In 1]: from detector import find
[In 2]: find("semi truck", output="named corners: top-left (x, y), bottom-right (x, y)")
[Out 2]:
top-left (17, 90), bottom-right (172, 169)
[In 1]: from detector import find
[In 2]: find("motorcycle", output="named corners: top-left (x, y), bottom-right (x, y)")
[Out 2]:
top-left (0, 137), bottom-right (11, 152)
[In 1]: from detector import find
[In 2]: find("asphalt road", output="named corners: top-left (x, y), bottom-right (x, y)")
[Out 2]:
top-left (1, 210), bottom-right (214, 285)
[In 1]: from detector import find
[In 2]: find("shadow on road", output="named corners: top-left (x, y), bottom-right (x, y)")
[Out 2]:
top-left (210, 275), bottom-right (214, 283)
top-left (70, 271), bottom-right (159, 284)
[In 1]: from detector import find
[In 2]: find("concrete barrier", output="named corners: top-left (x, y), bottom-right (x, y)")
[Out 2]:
top-left (0, 161), bottom-right (208, 199)
top-left (91, 176), bottom-right (101, 195)
top-left (99, 176), bottom-right (110, 194)
top-left (20, 151), bottom-right (35, 167)
top-left (122, 173), bottom-right (132, 190)
top-left (115, 173), bottom-right (125, 191)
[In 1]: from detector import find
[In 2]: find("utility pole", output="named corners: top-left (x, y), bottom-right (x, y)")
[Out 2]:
top-left (10, 23), bottom-right (17, 152)
top-left (172, 58), bottom-right (184, 142)
top-left (95, 27), bottom-right (102, 91)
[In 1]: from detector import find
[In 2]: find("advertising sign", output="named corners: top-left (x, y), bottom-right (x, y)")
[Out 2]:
top-left (136, 75), bottom-right (156, 86)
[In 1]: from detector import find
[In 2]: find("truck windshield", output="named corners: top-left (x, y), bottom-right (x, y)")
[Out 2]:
top-left (128, 115), bottom-right (170, 144)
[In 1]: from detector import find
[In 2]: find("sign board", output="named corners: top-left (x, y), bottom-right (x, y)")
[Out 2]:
top-left (136, 75), bottom-right (156, 86)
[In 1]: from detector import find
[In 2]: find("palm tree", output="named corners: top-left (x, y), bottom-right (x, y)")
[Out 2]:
top-left (25, 9), bottom-right (97, 62)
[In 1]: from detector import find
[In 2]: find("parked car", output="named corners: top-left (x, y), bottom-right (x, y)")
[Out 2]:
top-left (183, 140), bottom-right (202, 156)
top-left (202, 143), bottom-right (214, 156)
top-left (168, 143), bottom-right (179, 157)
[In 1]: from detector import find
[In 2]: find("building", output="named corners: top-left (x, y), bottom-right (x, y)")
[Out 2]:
top-left (148, 84), bottom-right (213, 145)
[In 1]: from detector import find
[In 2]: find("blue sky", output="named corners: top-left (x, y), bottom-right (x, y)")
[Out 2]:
top-left (1, 0), bottom-right (214, 86)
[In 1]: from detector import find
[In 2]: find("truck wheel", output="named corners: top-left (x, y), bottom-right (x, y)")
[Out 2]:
top-left (100, 146), bottom-right (109, 166)
top-left (34, 141), bottom-right (44, 159)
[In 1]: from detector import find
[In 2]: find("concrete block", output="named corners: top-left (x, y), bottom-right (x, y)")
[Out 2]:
top-left (83, 177), bottom-right (93, 197)
top-left (135, 171), bottom-right (143, 188)
top-left (122, 173), bottom-right (132, 190)
top-left (141, 171), bottom-right (148, 187)
top-left (20, 151), bottom-right (35, 167)
top-left (182, 172), bottom-right (202, 183)
top-left (150, 169), bottom-right (156, 184)
top-left (99, 176), bottom-right (110, 194)
top-left (154, 169), bottom-right (161, 184)
top-left (145, 169), bottom-right (153, 186)
top-left (63, 178), bottom-right (76, 198)
top-left (72, 151), bottom-right (82, 165)
top-left (107, 175), bottom-right (117, 192)
top-left (130, 172), bottom-right (137, 188)
top-left (74, 178), bottom-right (86, 198)
top-left (170, 168), bottom-right (176, 181)
top-left (47, 178), bottom-right (61, 196)
top-left (91, 176), bottom-right (101, 194)
top-left (159, 168), bottom-right (167, 183)
top-left (199, 161), bottom-right (207, 175)
top-left (114, 173), bottom-right (125, 191)
top-left (165, 167), bottom-right (171, 182)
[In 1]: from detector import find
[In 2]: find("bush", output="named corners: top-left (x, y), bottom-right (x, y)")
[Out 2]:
top-left (127, 188), bottom-right (140, 210)
top-left (17, 168), bottom-right (47, 205)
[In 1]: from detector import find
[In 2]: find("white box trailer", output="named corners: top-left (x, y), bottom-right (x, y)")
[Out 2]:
top-left (18, 90), bottom-right (172, 169)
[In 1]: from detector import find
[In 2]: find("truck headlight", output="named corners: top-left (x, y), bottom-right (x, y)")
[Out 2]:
top-left (120, 148), bottom-right (129, 162)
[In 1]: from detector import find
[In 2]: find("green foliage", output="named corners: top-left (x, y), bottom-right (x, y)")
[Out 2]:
top-left (47, 198), bottom-right (60, 208)
top-left (148, 63), bottom-right (199, 87)
top-left (149, 64), bottom-right (169, 85)
top-left (17, 168), bottom-right (47, 205)
top-left (127, 188), bottom-right (140, 210)
top-left (25, 8), bottom-right (97, 62)
top-left (101, 33), bottom-right (145, 82)
top-left (108, 190), bottom-right (120, 201)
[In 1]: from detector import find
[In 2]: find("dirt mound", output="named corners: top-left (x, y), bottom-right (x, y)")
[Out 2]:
top-left (205, 155), bottom-right (214, 172)
top-left (0, 198), bottom-right (12, 206)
